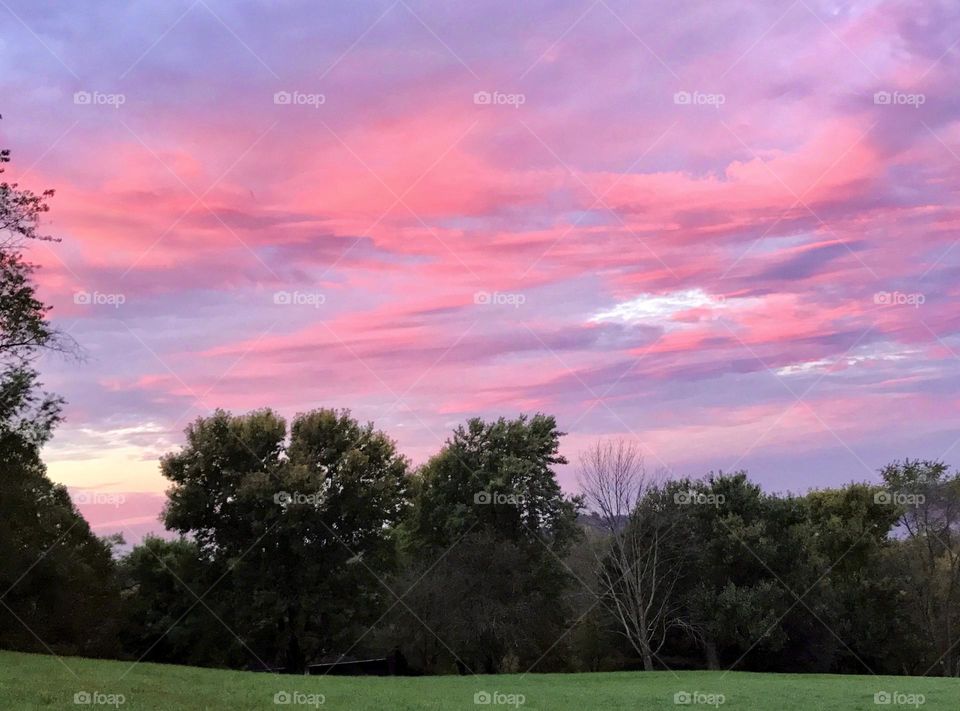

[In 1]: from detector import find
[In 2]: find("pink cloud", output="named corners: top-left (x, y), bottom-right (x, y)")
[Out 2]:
top-left (2, 0), bottom-right (958, 539)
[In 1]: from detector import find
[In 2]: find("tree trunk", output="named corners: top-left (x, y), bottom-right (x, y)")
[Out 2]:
top-left (705, 640), bottom-right (720, 671)
top-left (642, 646), bottom-right (654, 671)
top-left (285, 606), bottom-right (305, 673)
top-left (286, 634), bottom-right (304, 673)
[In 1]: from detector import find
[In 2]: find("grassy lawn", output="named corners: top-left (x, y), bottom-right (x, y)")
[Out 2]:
top-left (0, 649), bottom-right (956, 710)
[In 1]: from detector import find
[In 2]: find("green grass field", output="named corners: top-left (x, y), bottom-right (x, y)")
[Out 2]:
top-left (0, 650), bottom-right (955, 710)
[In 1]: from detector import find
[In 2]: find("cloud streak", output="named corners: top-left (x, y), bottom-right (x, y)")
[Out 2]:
top-left (2, 0), bottom-right (958, 536)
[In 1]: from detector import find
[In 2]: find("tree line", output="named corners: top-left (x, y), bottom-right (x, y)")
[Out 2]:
top-left (1, 142), bottom-right (959, 677)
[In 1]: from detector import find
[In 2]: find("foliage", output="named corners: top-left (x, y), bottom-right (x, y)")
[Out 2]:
top-left (0, 145), bottom-right (118, 658)
top-left (156, 408), bottom-right (409, 671)
top-left (117, 536), bottom-right (237, 668)
top-left (395, 415), bottom-right (581, 673)
top-left (405, 414), bottom-right (581, 550)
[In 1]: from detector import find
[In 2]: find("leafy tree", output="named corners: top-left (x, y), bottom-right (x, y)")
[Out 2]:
top-left (660, 475), bottom-right (920, 674)
top-left (561, 517), bottom-right (631, 672)
top-left (118, 536), bottom-right (237, 667)
top-left (0, 142), bottom-right (68, 450)
top-left (801, 483), bottom-right (912, 674)
top-left (881, 460), bottom-right (960, 676)
top-left (160, 408), bottom-right (409, 671)
top-left (399, 415), bottom-right (581, 673)
top-left (389, 530), bottom-right (579, 673)
top-left (405, 414), bottom-right (580, 549)
top-left (666, 473), bottom-right (829, 671)
top-left (0, 146), bottom-right (56, 248)
top-left (0, 142), bottom-right (120, 657)
top-left (0, 449), bottom-right (121, 657)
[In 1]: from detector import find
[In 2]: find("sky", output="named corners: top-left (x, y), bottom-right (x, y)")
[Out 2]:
top-left (1, 0), bottom-right (959, 541)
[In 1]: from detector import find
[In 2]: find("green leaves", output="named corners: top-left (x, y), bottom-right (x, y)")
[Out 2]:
top-left (156, 407), bottom-right (409, 669)
top-left (407, 414), bottom-right (580, 552)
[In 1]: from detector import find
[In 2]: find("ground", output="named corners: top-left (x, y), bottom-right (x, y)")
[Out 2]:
top-left (0, 650), bottom-right (956, 710)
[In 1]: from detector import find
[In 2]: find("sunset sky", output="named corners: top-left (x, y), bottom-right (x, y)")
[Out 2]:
top-left (2, 0), bottom-right (958, 540)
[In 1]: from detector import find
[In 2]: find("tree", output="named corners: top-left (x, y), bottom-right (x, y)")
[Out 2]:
top-left (668, 473), bottom-right (801, 671)
top-left (882, 459), bottom-right (960, 676)
top-left (800, 483), bottom-right (912, 674)
top-left (0, 448), bottom-right (122, 657)
top-left (388, 530), bottom-right (572, 674)
top-left (0, 143), bottom-right (69, 448)
top-left (406, 414), bottom-right (580, 550)
top-left (0, 142), bottom-right (120, 657)
top-left (563, 517), bottom-right (629, 673)
top-left (578, 439), bottom-right (682, 671)
top-left (0, 145), bottom-right (56, 249)
top-left (400, 414), bottom-right (581, 673)
top-left (160, 408), bottom-right (409, 671)
top-left (118, 536), bottom-right (237, 667)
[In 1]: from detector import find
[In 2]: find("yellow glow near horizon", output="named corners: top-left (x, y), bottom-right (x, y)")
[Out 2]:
top-left (46, 446), bottom-right (168, 493)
